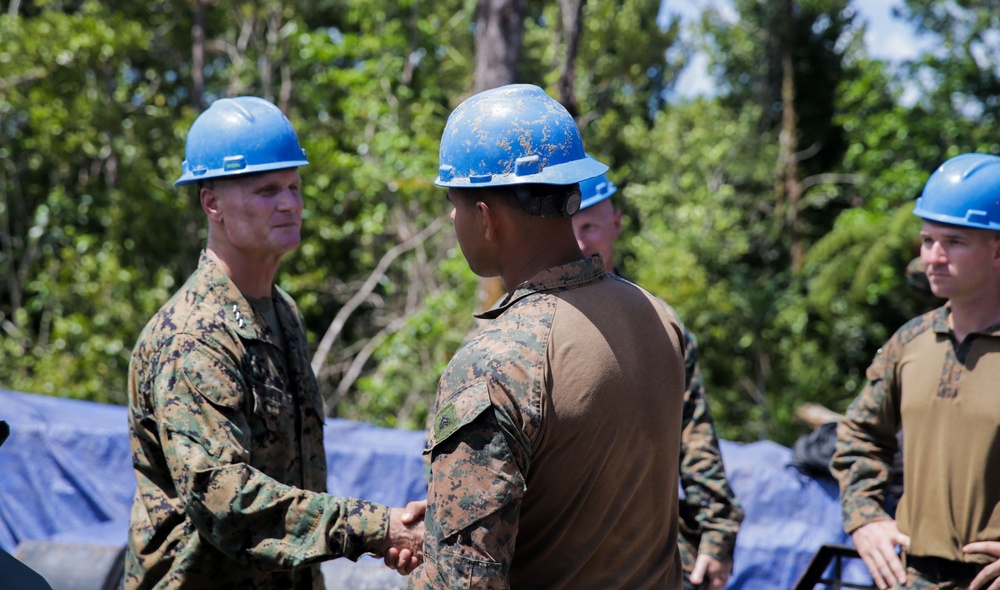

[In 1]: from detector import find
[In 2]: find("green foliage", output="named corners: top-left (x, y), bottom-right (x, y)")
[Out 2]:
top-left (0, 0), bottom-right (474, 425)
top-left (622, 0), bottom-right (959, 445)
top-left (4, 0), bottom-right (1000, 447)
top-left (346, 252), bottom-right (477, 430)
top-left (0, 3), bottom-right (200, 401)
top-left (897, 1), bottom-right (1000, 123)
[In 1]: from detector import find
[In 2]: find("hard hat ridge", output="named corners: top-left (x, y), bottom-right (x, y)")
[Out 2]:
top-left (174, 96), bottom-right (309, 187)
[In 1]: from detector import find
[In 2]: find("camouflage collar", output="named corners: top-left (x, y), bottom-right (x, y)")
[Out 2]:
top-left (475, 255), bottom-right (606, 320)
top-left (196, 251), bottom-right (269, 342)
top-left (930, 303), bottom-right (1000, 337)
top-left (931, 305), bottom-right (950, 335)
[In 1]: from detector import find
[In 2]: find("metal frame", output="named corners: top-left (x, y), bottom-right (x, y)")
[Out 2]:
top-left (793, 544), bottom-right (878, 590)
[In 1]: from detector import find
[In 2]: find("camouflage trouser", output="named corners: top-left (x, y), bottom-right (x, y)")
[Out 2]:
top-left (892, 566), bottom-right (974, 590)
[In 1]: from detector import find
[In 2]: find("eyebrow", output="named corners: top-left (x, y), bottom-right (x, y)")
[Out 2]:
top-left (255, 179), bottom-right (299, 192)
top-left (920, 230), bottom-right (967, 240)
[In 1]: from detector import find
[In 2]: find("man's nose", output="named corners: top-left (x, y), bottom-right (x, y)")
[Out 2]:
top-left (924, 241), bottom-right (947, 263)
top-left (277, 188), bottom-right (302, 212)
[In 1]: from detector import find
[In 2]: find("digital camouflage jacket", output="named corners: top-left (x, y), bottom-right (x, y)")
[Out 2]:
top-left (125, 252), bottom-right (390, 590)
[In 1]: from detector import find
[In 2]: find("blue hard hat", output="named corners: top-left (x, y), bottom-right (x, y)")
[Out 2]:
top-left (579, 168), bottom-right (618, 210)
top-left (174, 96), bottom-right (309, 187)
top-left (913, 153), bottom-right (1000, 230)
top-left (435, 84), bottom-right (607, 188)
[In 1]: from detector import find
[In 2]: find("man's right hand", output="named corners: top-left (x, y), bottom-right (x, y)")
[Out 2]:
top-left (852, 520), bottom-right (910, 590)
top-left (381, 501), bottom-right (426, 575)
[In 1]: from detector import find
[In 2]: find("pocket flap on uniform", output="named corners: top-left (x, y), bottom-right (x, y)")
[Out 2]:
top-left (430, 380), bottom-right (493, 448)
top-left (425, 379), bottom-right (526, 540)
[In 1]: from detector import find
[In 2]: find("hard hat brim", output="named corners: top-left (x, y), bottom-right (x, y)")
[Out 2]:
top-left (434, 157), bottom-right (608, 189)
top-left (174, 160), bottom-right (309, 187)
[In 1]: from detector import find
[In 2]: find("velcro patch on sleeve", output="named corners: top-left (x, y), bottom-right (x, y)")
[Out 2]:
top-left (431, 380), bottom-right (492, 448)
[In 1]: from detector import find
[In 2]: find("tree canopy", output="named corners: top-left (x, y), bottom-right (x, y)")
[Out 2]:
top-left (2, 0), bottom-right (996, 444)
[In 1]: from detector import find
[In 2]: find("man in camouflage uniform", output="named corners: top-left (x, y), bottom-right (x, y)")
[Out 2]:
top-left (572, 171), bottom-right (743, 590)
top-left (125, 96), bottom-right (423, 590)
top-left (406, 84), bottom-right (687, 589)
top-left (832, 153), bottom-right (1000, 590)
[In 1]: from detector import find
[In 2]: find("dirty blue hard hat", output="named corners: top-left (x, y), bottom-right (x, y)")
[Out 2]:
top-left (174, 96), bottom-right (309, 187)
top-left (435, 84), bottom-right (607, 189)
top-left (579, 167), bottom-right (618, 210)
top-left (913, 153), bottom-right (1000, 230)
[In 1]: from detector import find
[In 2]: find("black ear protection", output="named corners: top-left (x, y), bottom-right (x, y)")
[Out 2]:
top-left (513, 186), bottom-right (582, 218)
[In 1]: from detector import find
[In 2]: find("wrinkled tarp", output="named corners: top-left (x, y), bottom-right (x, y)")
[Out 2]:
top-left (0, 388), bottom-right (870, 588)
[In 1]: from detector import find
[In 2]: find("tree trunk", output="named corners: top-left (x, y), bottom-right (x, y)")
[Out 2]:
top-left (555, 0), bottom-right (586, 118)
top-left (192, 0), bottom-right (205, 110)
top-left (776, 0), bottom-right (804, 271)
top-left (472, 0), bottom-right (527, 311)
top-left (473, 0), bottom-right (527, 93)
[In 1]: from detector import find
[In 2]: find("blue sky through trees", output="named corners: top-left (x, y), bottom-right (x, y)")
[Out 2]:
top-left (660, 0), bottom-right (935, 99)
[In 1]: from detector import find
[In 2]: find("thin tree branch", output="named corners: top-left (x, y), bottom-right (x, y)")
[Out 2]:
top-left (801, 173), bottom-right (863, 191)
top-left (311, 215), bottom-right (448, 376)
top-left (325, 312), bottom-right (414, 416)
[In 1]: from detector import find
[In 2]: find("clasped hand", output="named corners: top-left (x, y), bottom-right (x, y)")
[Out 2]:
top-left (379, 499), bottom-right (427, 575)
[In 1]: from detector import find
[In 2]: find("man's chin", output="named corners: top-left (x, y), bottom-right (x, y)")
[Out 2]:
top-left (274, 237), bottom-right (301, 257)
top-left (926, 282), bottom-right (950, 299)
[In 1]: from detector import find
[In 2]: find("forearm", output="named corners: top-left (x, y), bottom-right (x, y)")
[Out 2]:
top-left (831, 390), bottom-right (899, 533)
top-left (831, 424), bottom-right (895, 533)
top-left (697, 528), bottom-right (738, 563)
top-left (174, 434), bottom-right (391, 565)
top-left (409, 502), bottom-right (516, 590)
top-left (410, 382), bottom-right (525, 589)
top-left (679, 375), bottom-right (742, 561)
top-left (157, 342), bottom-right (391, 566)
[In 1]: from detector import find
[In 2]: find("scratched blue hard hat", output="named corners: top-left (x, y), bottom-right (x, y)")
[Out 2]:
top-left (435, 84), bottom-right (607, 188)
top-left (913, 153), bottom-right (1000, 230)
top-left (174, 96), bottom-right (309, 187)
top-left (579, 166), bottom-right (618, 210)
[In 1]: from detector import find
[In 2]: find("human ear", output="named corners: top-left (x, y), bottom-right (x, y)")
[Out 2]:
top-left (201, 187), bottom-right (224, 222)
top-left (476, 201), bottom-right (499, 242)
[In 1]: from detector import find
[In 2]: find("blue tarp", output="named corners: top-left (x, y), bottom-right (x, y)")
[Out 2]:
top-left (0, 388), bottom-right (870, 588)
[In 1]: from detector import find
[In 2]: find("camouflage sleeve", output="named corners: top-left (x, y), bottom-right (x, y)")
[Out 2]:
top-left (408, 378), bottom-right (525, 590)
top-left (831, 349), bottom-right (901, 534)
top-left (678, 328), bottom-right (743, 563)
top-left (154, 334), bottom-right (390, 566)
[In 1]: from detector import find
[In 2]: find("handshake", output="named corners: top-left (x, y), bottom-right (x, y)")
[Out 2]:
top-left (378, 499), bottom-right (427, 575)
